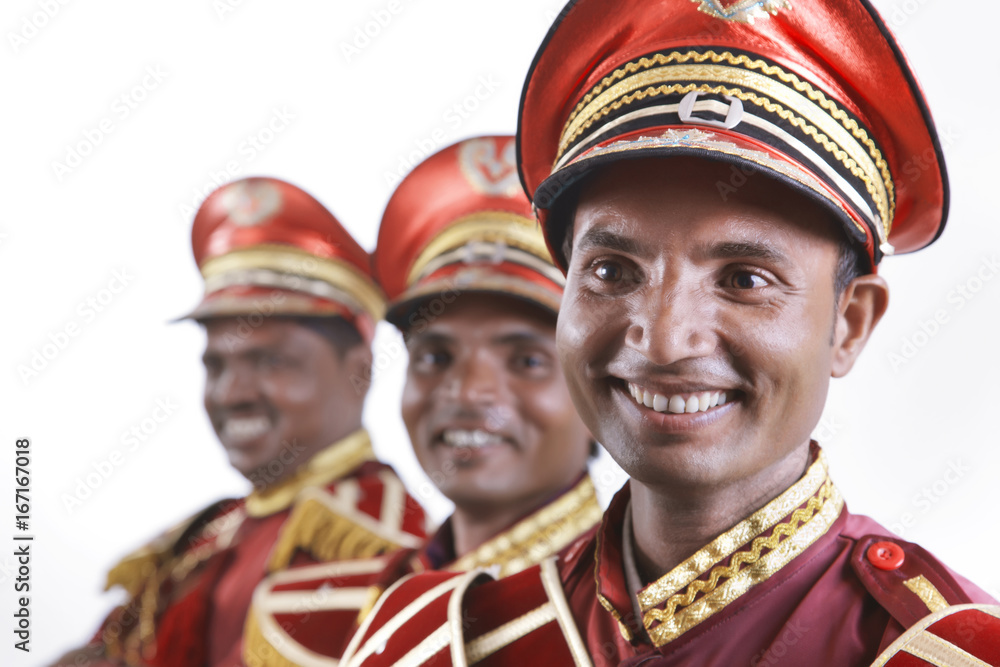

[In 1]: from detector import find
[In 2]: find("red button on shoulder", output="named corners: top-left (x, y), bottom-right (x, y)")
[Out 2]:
top-left (867, 541), bottom-right (905, 571)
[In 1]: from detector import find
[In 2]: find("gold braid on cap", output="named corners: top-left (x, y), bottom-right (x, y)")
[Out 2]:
top-left (554, 50), bottom-right (895, 248)
top-left (201, 244), bottom-right (386, 321)
top-left (406, 212), bottom-right (558, 287)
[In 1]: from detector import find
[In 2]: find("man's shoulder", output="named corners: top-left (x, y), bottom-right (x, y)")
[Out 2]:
top-left (841, 513), bottom-right (996, 612)
top-left (105, 497), bottom-right (245, 595)
top-left (340, 559), bottom-right (593, 667)
top-left (836, 511), bottom-right (1000, 663)
top-left (240, 467), bottom-right (430, 666)
top-left (268, 464), bottom-right (428, 570)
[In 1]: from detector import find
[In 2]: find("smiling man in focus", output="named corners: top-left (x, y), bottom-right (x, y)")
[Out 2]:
top-left (56, 177), bottom-right (426, 667)
top-left (340, 2), bottom-right (999, 665)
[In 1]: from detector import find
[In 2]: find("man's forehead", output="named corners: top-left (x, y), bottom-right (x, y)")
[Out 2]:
top-left (579, 156), bottom-right (805, 205)
top-left (573, 220), bottom-right (794, 265)
top-left (571, 157), bottom-right (840, 252)
top-left (202, 317), bottom-right (299, 352)
top-left (407, 304), bottom-right (556, 346)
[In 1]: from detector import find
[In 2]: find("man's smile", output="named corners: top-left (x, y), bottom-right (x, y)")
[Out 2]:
top-left (219, 414), bottom-right (272, 445)
top-left (608, 378), bottom-right (740, 434)
top-left (626, 381), bottom-right (729, 414)
top-left (428, 422), bottom-right (519, 463)
top-left (439, 428), bottom-right (510, 449)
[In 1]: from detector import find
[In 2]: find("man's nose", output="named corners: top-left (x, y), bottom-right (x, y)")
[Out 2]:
top-left (445, 349), bottom-right (503, 406)
top-left (207, 363), bottom-right (260, 407)
top-left (626, 279), bottom-right (716, 367)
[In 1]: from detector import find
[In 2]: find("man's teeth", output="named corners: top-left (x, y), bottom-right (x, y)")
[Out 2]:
top-left (626, 383), bottom-right (728, 414)
top-left (441, 429), bottom-right (504, 448)
top-left (222, 416), bottom-right (270, 441)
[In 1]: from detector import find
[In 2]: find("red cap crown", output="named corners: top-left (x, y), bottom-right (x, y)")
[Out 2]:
top-left (517, 0), bottom-right (948, 269)
top-left (184, 177), bottom-right (385, 341)
top-left (376, 136), bottom-right (564, 329)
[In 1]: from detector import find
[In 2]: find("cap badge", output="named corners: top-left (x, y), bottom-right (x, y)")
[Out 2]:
top-left (461, 239), bottom-right (508, 265)
top-left (690, 0), bottom-right (792, 24)
top-left (458, 138), bottom-right (521, 197)
top-left (220, 179), bottom-right (284, 227)
top-left (679, 91), bottom-right (745, 130)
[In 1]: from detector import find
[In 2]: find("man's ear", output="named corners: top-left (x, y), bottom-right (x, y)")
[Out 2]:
top-left (831, 274), bottom-right (889, 378)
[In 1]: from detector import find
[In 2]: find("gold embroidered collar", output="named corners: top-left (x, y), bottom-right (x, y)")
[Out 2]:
top-left (447, 475), bottom-right (602, 578)
top-left (621, 451), bottom-right (843, 647)
top-left (244, 429), bottom-right (376, 518)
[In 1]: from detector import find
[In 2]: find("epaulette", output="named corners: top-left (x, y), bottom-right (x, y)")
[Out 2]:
top-left (102, 498), bottom-right (244, 664)
top-left (852, 535), bottom-right (979, 626)
top-left (104, 498), bottom-right (242, 596)
top-left (266, 471), bottom-right (426, 571)
top-left (870, 604), bottom-right (1000, 666)
top-left (340, 558), bottom-right (592, 667)
top-left (243, 557), bottom-right (391, 667)
top-left (853, 535), bottom-right (1000, 665)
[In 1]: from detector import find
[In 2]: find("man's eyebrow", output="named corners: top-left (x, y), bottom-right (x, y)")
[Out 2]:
top-left (202, 344), bottom-right (275, 361)
top-left (704, 241), bottom-right (789, 264)
top-left (492, 331), bottom-right (551, 347)
top-left (405, 331), bottom-right (453, 347)
top-left (575, 227), bottom-right (646, 257)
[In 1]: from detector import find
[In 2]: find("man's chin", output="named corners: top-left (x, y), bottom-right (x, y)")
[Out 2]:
top-left (225, 451), bottom-right (272, 487)
top-left (604, 432), bottom-right (737, 487)
top-left (443, 483), bottom-right (529, 512)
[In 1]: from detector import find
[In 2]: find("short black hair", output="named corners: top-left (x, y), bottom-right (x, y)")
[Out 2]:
top-left (833, 235), bottom-right (868, 297)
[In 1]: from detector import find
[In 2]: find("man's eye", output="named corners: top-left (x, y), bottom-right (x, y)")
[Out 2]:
top-left (513, 354), bottom-right (547, 370)
top-left (418, 351), bottom-right (451, 367)
top-left (259, 354), bottom-right (291, 369)
top-left (594, 261), bottom-right (624, 282)
top-left (730, 272), bottom-right (768, 289)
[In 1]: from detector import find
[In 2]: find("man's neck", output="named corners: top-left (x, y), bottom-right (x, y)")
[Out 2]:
top-left (628, 443), bottom-right (812, 586)
top-left (449, 485), bottom-right (567, 558)
top-left (248, 424), bottom-right (365, 494)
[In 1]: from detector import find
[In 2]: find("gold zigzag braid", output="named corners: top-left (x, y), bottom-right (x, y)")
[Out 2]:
top-left (568, 81), bottom-right (884, 229)
top-left (644, 479), bottom-right (834, 627)
top-left (561, 50), bottom-right (894, 234)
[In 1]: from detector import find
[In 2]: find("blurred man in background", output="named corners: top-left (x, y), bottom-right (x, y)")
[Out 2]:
top-left (55, 177), bottom-right (426, 667)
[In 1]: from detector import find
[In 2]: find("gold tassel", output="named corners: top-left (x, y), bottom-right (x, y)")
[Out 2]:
top-left (268, 496), bottom-right (401, 571)
top-left (242, 608), bottom-right (310, 667)
top-left (105, 549), bottom-right (162, 597)
top-left (102, 553), bottom-right (162, 664)
top-left (356, 584), bottom-right (385, 626)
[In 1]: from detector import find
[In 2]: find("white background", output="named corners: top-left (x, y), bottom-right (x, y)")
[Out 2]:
top-left (1, 0), bottom-right (998, 663)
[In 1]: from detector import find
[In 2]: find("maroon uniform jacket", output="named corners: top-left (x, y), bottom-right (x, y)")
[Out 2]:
top-left (341, 448), bottom-right (998, 666)
top-left (89, 430), bottom-right (427, 667)
top-left (245, 475), bottom-right (603, 665)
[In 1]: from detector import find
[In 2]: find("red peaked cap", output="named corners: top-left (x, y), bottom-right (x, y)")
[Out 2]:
top-left (517, 0), bottom-right (949, 270)
top-left (376, 135), bottom-right (564, 330)
top-left (183, 176), bottom-right (385, 343)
